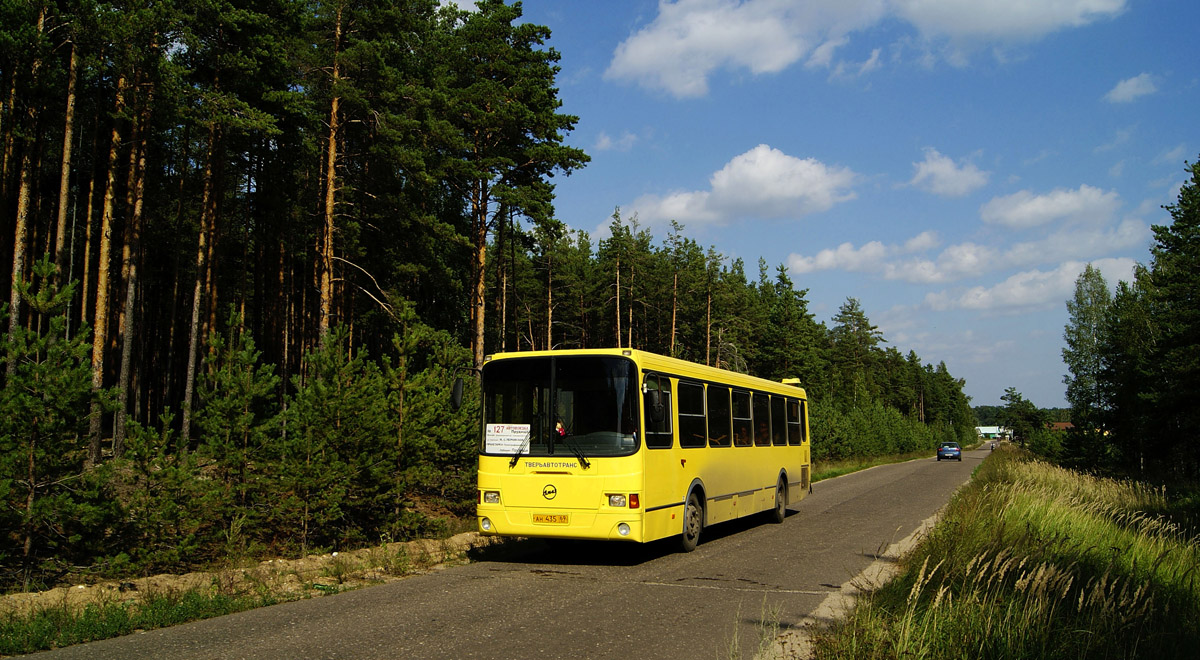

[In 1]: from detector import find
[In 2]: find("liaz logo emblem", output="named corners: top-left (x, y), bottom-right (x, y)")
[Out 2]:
top-left (542, 484), bottom-right (557, 500)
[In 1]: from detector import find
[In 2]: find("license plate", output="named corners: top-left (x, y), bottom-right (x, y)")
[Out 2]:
top-left (532, 513), bottom-right (569, 525)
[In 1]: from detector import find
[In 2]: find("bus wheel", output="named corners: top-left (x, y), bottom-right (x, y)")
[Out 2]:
top-left (681, 492), bottom-right (702, 552)
top-left (770, 479), bottom-right (786, 524)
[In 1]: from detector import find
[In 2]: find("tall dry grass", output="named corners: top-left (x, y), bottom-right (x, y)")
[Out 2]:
top-left (813, 446), bottom-right (1199, 659)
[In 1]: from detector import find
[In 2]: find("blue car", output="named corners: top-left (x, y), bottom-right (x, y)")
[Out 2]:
top-left (937, 442), bottom-right (962, 461)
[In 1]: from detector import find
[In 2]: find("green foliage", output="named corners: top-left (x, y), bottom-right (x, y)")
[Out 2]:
top-left (815, 448), bottom-right (1200, 659)
top-left (1062, 264), bottom-right (1111, 432)
top-left (276, 327), bottom-right (396, 553)
top-left (0, 259), bottom-right (119, 590)
top-left (194, 311), bottom-right (282, 557)
top-left (0, 589), bottom-right (274, 656)
top-left (1000, 386), bottom-right (1044, 448)
top-left (115, 414), bottom-right (211, 571)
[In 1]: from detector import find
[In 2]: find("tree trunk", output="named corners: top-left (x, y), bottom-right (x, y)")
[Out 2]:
top-left (545, 250), bottom-right (552, 350)
top-left (87, 73), bottom-right (128, 466)
top-left (470, 181), bottom-right (488, 369)
top-left (53, 41), bottom-right (78, 281)
top-left (180, 123), bottom-right (221, 445)
top-left (706, 286), bottom-right (712, 366)
top-left (78, 127), bottom-right (98, 329)
top-left (318, 3), bottom-right (343, 342)
top-left (114, 86), bottom-right (151, 457)
top-left (614, 256), bottom-right (621, 347)
top-left (6, 6), bottom-right (47, 377)
top-left (670, 270), bottom-right (678, 357)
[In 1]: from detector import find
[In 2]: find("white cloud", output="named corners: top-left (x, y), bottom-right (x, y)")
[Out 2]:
top-left (594, 131), bottom-right (638, 152)
top-left (1003, 219), bottom-right (1148, 266)
top-left (924, 258), bottom-right (1137, 312)
top-left (1155, 143), bottom-right (1187, 165)
top-left (903, 230), bottom-right (940, 252)
top-left (788, 230), bottom-right (942, 276)
top-left (885, 242), bottom-right (998, 283)
top-left (790, 212), bottom-right (1143, 285)
top-left (909, 148), bottom-right (989, 197)
top-left (631, 144), bottom-right (857, 225)
top-left (1104, 73), bottom-right (1158, 103)
top-left (980, 184), bottom-right (1120, 229)
top-left (789, 241), bottom-right (888, 274)
top-left (605, 0), bottom-right (819, 98)
top-left (895, 0), bottom-right (1126, 41)
top-left (606, 0), bottom-right (1126, 97)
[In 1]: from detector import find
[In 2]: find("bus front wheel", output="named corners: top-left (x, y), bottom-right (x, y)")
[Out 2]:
top-left (681, 492), bottom-right (702, 552)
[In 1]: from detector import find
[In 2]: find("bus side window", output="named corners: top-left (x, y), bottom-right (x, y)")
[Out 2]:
top-left (732, 390), bottom-right (752, 446)
top-left (771, 396), bottom-right (787, 446)
top-left (707, 385), bottom-right (731, 447)
top-left (787, 398), bottom-right (803, 445)
top-left (800, 400), bottom-right (809, 444)
top-left (644, 374), bottom-right (673, 449)
top-left (678, 381), bottom-right (707, 448)
top-left (752, 392), bottom-right (771, 446)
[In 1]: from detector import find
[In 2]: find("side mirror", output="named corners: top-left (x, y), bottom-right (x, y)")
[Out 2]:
top-left (646, 390), bottom-right (665, 424)
top-left (450, 377), bottom-right (464, 412)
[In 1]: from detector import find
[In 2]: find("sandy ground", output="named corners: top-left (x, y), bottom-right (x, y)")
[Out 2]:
top-left (0, 532), bottom-right (500, 619)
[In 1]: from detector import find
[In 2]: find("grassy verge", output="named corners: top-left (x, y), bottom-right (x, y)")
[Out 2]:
top-left (811, 445), bottom-right (1200, 659)
top-left (0, 534), bottom-right (489, 656)
top-left (812, 449), bottom-right (939, 482)
top-left (0, 590), bottom-right (274, 655)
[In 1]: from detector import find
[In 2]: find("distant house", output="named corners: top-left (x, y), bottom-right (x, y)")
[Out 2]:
top-left (1046, 422), bottom-right (1074, 432)
top-left (976, 426), bottom-right (1010, 439)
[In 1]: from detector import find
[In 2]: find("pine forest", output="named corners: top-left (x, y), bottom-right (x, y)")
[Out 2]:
top-left (0, 1), bottom-right (977, 591)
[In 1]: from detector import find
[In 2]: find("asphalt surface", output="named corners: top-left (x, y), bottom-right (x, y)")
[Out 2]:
top-left (28, 450), bottom-right (986, 660)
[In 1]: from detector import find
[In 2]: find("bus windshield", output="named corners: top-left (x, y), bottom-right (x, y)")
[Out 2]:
top-left (481, 356), bottom-right (640, 458)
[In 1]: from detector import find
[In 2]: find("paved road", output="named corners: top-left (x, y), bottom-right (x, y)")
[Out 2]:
top-left (30, 450), bottom-right (987, 660)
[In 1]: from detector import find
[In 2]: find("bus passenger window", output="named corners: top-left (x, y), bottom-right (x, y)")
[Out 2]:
top-left (787, 399), bottom-right (803, 445)
top-left (643, 373), bottom-right (673, 449)
top-left (752, 393), bottom-right (771, 446)
top-left (707, 385), bottom-right (731, 447)
top-left (678, 381), bottom-right (707, 448)
top-left (771, 396), bottom-right (787, 446)
top-left (732, 390), bottom-right (752, 446)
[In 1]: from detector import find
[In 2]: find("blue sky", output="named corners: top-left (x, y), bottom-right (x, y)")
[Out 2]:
top-left (470, 0), bottom-right (1198, 408)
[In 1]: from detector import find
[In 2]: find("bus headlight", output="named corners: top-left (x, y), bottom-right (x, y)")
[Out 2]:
top-left (618, 523), bottom-right (630, 536)
top-left (608, 494), bottom-right (627, 508)
top-left (483, 491), bottom-right (500, 504)
top-left (480, 517), bottom-right (493, 532)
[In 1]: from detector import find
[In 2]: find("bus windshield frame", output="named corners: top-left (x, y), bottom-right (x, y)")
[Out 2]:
top-left (480, 355), bottom-right (641, 459)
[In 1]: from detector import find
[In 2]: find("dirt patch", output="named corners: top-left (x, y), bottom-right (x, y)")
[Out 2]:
top-left (0, 532), bottom-right (501, 619)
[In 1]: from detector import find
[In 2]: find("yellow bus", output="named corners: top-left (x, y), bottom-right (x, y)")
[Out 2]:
top-left (471, 348), bottom-right (811, 551)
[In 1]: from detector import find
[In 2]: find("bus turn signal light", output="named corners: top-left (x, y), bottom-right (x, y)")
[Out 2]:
top-left (630, 494), bottom-right (640, 509)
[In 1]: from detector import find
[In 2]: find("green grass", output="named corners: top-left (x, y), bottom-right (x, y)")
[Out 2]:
top-left (813, 449), bottom-right (939, 482)
top-left (0, 589), bottom-right (276, 656)
top-left (812, 446), bottom-right (1200, 659)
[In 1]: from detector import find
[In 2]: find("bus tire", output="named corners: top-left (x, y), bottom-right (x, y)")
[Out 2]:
top-left (770, 478), bottom-right (786, 524)
top-left (681, 492), bottom-right (702, 552)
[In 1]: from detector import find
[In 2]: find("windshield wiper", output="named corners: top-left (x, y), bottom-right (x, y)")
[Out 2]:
top-left (560, 437), bottom-right (591, 470)
top-left (509, 430), bottom-right (531, 468)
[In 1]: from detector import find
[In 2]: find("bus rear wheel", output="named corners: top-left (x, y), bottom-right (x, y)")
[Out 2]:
top-left (770, 479), bottom-right (786, 524)
top-left (681, 492), bottom-right (702, 552)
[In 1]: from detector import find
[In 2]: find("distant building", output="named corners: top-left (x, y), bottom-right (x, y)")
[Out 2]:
top-left (1046, 421), bottom-right (1074, 432)
top-left (975, 426), bottom-right (1010, 439)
